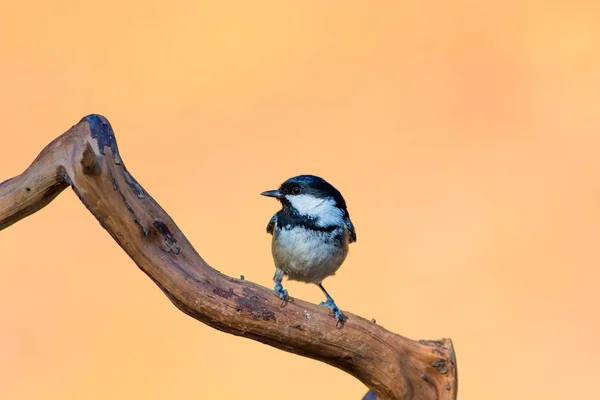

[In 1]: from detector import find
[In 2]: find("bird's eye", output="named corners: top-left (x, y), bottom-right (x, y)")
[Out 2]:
top-left (292, 186), bottom-right (301, 195)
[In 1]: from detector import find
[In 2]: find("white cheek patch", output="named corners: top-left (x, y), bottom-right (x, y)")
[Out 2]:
top-left (286, 194), bottom-right (344, 227)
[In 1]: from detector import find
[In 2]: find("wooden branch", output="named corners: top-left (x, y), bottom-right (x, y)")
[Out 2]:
top-left (0, 115), bottom-right (458, 400)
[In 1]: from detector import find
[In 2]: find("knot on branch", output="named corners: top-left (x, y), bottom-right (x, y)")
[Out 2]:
top-left (81, 142), bottom-right (100, 175)
top-left (153, 219), bottom-right (180, 254)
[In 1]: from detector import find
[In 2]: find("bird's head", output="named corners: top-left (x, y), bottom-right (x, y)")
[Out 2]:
top-left (261, 175), bottom-right (349, 224)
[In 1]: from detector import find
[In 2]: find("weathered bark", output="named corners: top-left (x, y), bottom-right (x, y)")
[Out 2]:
top-left (0, 115), bottom-right (458, 400)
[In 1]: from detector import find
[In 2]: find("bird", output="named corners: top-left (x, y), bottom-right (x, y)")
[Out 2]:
top-left (261, 174), bottom-right (356, 325)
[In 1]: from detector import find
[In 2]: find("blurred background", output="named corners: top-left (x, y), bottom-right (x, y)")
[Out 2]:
top-left (1, 1), bottom-right (599, 399)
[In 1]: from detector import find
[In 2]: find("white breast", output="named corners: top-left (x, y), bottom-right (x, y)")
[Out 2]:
top-left (272, 225), bottom-right (348, 284)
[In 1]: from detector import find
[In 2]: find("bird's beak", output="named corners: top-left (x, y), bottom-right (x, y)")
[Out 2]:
top-left (260, 189), bottom-right (283, 199)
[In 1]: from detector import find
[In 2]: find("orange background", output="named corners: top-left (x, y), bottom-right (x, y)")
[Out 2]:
top-left (1, 1), bottom-right (599, 399)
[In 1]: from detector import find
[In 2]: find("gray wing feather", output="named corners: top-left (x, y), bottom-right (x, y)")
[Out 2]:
top-left (266, 211), bottom-right (281, 235)
top-left (345, 217), bottom-right (356, 243)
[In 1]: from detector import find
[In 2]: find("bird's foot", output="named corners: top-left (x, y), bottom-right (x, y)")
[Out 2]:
top-left (320, 297), bottom-right (346, 327)
top-left (274, 282), bottom-right (289, 306)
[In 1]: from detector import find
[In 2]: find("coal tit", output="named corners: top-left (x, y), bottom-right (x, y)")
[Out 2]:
top-left (261, 175), bottom-right (356, 325)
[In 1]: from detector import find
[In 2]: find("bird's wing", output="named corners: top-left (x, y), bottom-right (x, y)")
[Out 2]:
top-left (344, 216), bottom-right (357, 243)
top-left (266, 211), bottom-right (281, 235)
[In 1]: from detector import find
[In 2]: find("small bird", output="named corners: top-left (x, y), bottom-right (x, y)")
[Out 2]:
top-left (261, 175), bottom-right (356, 325)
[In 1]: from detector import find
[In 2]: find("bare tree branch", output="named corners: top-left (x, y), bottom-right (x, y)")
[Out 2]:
top-left (0, 115), bottom-right (458, 400)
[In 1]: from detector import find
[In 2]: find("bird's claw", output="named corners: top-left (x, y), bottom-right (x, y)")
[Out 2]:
top-left (320, 298), bottom-right (346, 327)
top-left (274, 283), bottom-right (289, 306)
top-left (278, 289), bottom-right (289, 306)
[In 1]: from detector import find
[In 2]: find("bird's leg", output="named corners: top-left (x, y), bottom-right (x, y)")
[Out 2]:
top-left (318, 283), bottom-right (346, 326)
top-left (273, 268), bottom-right (289, 305)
